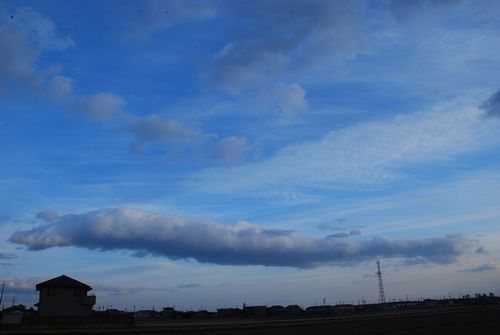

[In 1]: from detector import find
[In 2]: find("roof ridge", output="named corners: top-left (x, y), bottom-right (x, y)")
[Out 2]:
top-left (35, 275), bottom-right (92, 290)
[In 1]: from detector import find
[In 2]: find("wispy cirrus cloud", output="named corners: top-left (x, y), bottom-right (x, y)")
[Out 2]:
top-left (189, 100), bottom-right (500, 193)
top-left (459, 263), bottom-right (497, 273)
top-left (207, 0), bottom-right (367, 93)
top-left (117, 0), bottom-right (218, 42)
top-left (0, 252), bottom-right (17, 260)
top-left (0, 6), bottom-right (241, 158)
top-left (10, 208), bottom-right (474, 268)
top-left (0, 6), bottom-right (72, 97)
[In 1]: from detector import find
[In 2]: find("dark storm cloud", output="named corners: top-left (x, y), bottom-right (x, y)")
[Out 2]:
top-left (10, 208), bottom-right (473, 268)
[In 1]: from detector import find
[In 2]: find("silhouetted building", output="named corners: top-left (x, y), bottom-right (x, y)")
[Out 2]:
top-left (305, 305), bottom-right (335, 315)
top-left (284, 304), bottom-right (303, 315)
top-left (162, 307), bottom-right (175, 319)
top-left (36, 275), bottom-right (96, 317)
top-left (135, 309), bottom-right (160, 319)
top-left (217, 307), bottom-right (242, 317)
top-left (1, 305), bottom-right (29, 324)
top-left (334, 304), bottom-right (355, 314)
top-left (267, 305), bottom-right (285, 316)
top-left (243, 305), bottom-right (267, 317)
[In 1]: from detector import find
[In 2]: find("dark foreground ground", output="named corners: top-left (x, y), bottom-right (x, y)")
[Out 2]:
top-left (3, 305), bottom-right (500, 334)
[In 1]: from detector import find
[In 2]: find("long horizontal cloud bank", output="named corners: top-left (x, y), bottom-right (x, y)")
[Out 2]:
top-left (10, 208), bottom-right (472, 268)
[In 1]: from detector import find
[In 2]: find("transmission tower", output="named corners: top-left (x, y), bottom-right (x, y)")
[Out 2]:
top-left (376, 259), bottom-right (386, 303)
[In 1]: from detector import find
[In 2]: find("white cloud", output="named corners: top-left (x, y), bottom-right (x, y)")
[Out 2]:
top-left (0, 7), bottom-right (73, 97)
top-left (212, 136), bottom-right (247, 161)
top-left (9, 208), bottom-right (473, 268)
top-left (189, 99), bottom-right (499, 193)
top-left (126, 115), bottom-right (198, 154)
top-left (12, 6), bottom-right (74, 51)
top-left (0, 7), bottom-right (204, 154)
top-left (35, 210), bottom-right (59, 222)
top-left (80, 93), bottom-right (126, 121)
top-left (208, 0), bottom-right (367, 92)
top-left (118, 0), bottom-right (217, 42)
top-left (276, 83), bottom-right (308, 117)
top-left (48, 75), bottom-right (74, 98)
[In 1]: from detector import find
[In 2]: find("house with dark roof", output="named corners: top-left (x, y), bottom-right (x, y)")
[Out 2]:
top-left (36, 275), bottom-right (96, 317)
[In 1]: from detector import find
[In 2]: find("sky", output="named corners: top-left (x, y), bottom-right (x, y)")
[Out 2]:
top-left (1, 0), bottom-right (500, 311)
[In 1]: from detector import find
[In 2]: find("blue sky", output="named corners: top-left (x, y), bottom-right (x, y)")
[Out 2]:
top-left (1, 0), bottom-right (500, 311)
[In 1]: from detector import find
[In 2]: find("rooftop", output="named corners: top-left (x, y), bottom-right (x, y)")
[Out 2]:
top-left (35, 275), bottom-right (92, 291)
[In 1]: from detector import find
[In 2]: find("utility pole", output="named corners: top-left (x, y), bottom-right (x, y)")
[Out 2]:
top-left (376, 259), bottom-right (386, 303)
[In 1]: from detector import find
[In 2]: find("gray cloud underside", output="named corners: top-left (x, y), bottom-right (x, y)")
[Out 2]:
top-left (481, 89), bottom-right (500, 118)
top-left (10, 208), bottom-right (472, 268)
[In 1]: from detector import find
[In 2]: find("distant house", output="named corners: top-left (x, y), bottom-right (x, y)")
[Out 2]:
top-left (243, 305), bottom-right (267, 317)
top-left (267, 305), bottom-right (285, 316)
top-left (217, 307), bottom-right (242, 318)
top-left (134, 309), bottom-right (160, 319)
top-left (1, 305), bottom-right (29, 324)
top-left (334, 304), bottom-right (355, 314)
top-left (305, 305), bottom-right (335, 315)
top-left (36, 275), bottom-right (96, 317)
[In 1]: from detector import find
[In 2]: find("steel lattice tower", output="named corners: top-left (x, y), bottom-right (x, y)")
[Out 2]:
top-left (376, 259), bottom-right (386, 303)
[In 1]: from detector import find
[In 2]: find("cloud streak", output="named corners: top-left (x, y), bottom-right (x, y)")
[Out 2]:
top-left (480, 89), bottom-right (500, 118)
top-left (0, 7), bottom-right (72, 98)
top-left (10, 208), bottom-right (473, 268)
top-left (207, 0), bottom-right (366, 92)
top-left (190, 100), bottom-right (498, 193)
top-left (0, 252), bottom-right (18, 260)
top-left (118, 0), bottom-right (218, 42)
top-left (0, 6), bottom-right (238, 157)
top-left (459, 264), bottom-right (496, 273)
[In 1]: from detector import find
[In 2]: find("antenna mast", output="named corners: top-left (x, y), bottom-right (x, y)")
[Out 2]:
top-left (0, 282), bottom-right (4, 306)
top-left (376, 259), bottom-right (386, 303)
